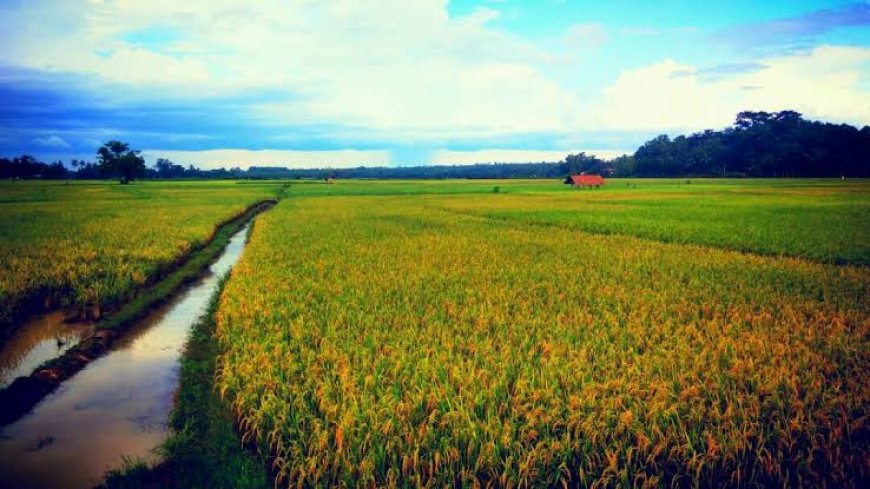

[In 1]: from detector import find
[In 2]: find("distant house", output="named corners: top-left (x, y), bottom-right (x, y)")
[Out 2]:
top-left (565, 174), bottom-right (605, 188)
top-left (325, 177), bottom-right (335, 184)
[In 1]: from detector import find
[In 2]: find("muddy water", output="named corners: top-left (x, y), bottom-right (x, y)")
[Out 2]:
top-left (0, 313), bottom-right (95, 389)
top-left (0, 222), bottom-right (251, 489)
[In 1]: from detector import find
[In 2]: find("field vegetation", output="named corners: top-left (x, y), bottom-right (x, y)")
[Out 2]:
top-left (284, 178), bottom-right (869, 264)
top-left (0, 180), bottom-right (279, 334)
top-left (212, 179), bottom-right (869, 487)
top-left (436, 180), bottom-right (870, 265)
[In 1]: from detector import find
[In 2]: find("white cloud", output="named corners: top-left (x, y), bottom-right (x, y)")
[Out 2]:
top-left (594, 45), bottom-right (870, 132)
top-left (142, 149), bottom-right (391, 169)
top-left (431, 149), bottom-right (628, 164)
top-left (1, 2), bottom-right (869, 152)
top-left (1, 0), bottom-right (582, 137)
top-left (31, 135), bottom-right (72, 149)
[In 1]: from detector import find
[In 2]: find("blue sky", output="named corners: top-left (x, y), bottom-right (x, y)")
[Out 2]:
top-left (1, 0), bottom-right (869, 168)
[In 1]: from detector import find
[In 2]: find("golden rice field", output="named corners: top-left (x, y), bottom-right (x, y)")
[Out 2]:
top-left (215, 183), bottom-right (869, 487)
top-left (0, 180), bottom-right (278, 332)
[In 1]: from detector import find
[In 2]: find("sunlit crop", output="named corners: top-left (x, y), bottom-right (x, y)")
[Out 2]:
top-left (215, 188), bottom-right (869, 487)
top-left (0, 180), bottom-right (278, 328)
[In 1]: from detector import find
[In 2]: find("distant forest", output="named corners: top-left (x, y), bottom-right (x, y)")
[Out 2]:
top-left (3, 111), bottom-right (869, 180)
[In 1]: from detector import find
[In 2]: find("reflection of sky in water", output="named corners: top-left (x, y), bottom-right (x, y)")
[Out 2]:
top-left (0, 312), bottom-right (94, 389)
top-left (0, 223), bottom-right (249, 489)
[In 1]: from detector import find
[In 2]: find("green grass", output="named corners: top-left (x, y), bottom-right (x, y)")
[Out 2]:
top-left (280, 178), bottom-right (561, 196)
top-left (440, 181), bottom-right (870, 264)
top-left (278, 178), bottom-right (870, 264)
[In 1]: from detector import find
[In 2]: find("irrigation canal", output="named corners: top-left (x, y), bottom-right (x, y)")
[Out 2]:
top-left (0, 221), bottom-right (252, 489)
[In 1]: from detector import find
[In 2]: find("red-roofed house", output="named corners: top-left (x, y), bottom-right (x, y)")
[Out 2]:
top-left (565, 174), bottom-right (605, 188)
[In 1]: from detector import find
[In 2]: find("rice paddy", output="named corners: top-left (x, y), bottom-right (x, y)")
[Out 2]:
top-left (0, 180), bottom-right (279, 333)
top-left (212, 179), bottom-right (870, 487)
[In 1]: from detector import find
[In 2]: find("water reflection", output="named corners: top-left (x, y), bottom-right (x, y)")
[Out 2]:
top-left (0, 312), bottom-right (94, 389)
top-left (0, 222), bottom-right (250, 489)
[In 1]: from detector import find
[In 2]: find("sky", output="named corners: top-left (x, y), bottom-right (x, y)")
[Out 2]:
top-left (1, 0), bottom-right (869, 168)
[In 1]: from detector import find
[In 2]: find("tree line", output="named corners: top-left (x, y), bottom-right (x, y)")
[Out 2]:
top-left (2, 111), bottom-right (869, 182)
top-left (0, 144), bottom-right (245, 181)
top-left (628, 111), bottom-right (870, 177)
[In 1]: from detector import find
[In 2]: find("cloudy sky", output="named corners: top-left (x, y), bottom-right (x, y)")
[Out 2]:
top-left (1, 0), bottom-right (869, 168)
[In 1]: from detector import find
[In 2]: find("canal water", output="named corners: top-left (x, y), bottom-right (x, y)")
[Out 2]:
top-left (0, 312), bottom-right (94, 389)
top-left (0, 222), bottom-right (251, 489)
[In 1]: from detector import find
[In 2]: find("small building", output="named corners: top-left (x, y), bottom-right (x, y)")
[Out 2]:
top-left (325, 177), bottom-right (335, 184)
top-left (565, 174), bottom-right (605, 188)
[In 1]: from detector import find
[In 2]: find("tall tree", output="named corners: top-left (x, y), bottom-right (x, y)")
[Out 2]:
top-left (154, 158), bottom-right (187, 178)
top-left (97, 140), bottom-right (145, 184)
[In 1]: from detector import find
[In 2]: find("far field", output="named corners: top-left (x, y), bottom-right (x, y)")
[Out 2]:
top-left (213, 178), bottom-right (867, 487)
top-left (284, 178), bottom-right (870, 264)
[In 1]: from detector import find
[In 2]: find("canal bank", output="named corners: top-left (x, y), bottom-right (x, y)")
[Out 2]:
top-left (0, 200), bottom-right (275, 426)
top-left (0, 204), bottom-right (272, 489)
